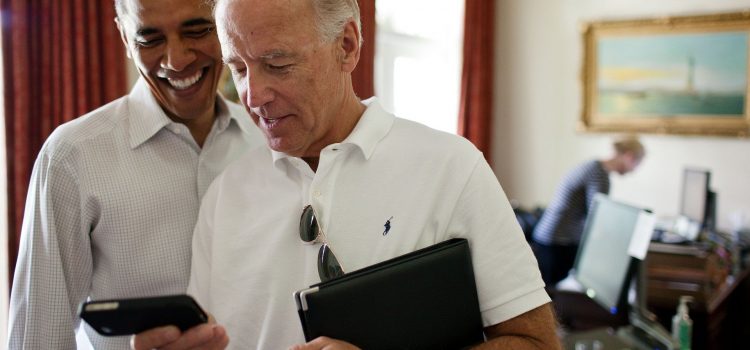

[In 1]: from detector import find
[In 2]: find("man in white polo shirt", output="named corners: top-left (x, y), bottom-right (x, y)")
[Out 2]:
top-left (133, 0), bottom-right (560, 349)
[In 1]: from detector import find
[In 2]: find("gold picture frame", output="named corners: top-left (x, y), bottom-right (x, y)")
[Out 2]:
top-left (580, 12), bottom-right (750, 137)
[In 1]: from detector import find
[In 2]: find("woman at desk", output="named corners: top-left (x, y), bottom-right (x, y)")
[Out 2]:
top-left (532, 136), bottom-right (645, 287)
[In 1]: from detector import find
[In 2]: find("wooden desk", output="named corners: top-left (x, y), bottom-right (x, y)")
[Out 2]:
top-left (645, 242), bottom-right (749, 350)
top-left (554, 242), bottom-right (748, 349)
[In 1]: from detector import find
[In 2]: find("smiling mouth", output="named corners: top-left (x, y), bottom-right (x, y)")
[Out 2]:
top-left (260, 115), bottom-right (290, 128)
top-left (165, 68), bottom-right (206, 90)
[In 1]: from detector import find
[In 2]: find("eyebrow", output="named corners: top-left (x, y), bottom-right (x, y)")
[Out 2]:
top-left (135, 18), bottom-right (214, 37)
top-left (222, 57), bottom-right (241, 66)
top-left (222, 50), bottom-right (295, 65)
top-left (182, 18), bottom-right (214, 28)
top-left (259, 50), bottom-right (295, 60)
top-left (136, 27), bottom-right (160, 37)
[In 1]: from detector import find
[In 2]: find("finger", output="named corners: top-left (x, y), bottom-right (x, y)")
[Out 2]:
top-left (190, 325), bottom-right (229, 350)
top-left (288, 336), bottom-right (330, 350)
top-left (289, 336), bottom-right (358, 350)
top-left (160, 324), bottom-right (227, 350)
top-left (130, 325), bottom-right (180, 350)
top-left (208, 325), bottom-right (230, 350)
top-left (289, 342), bottom-right (308, 350)
top-left (201, 313), bottom-right (229, 350)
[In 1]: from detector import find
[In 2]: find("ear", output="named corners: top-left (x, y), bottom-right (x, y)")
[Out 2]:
top-left (338, 19), bottom-right (361, 73)
top-left (115, 17), bottom-right (133, 59)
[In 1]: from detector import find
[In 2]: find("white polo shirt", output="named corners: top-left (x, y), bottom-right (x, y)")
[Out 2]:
top-left (189, 98), bottom-right (549, 350)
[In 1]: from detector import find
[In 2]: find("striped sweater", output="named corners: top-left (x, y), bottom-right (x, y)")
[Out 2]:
top-left (532, 160), bottom-right (610, 245)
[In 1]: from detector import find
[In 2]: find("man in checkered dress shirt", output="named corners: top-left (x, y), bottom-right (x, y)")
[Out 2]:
top-left (6, 0), bottom-right (263, 348)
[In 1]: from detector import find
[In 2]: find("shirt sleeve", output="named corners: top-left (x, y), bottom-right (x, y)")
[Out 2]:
top-left (445, 156), bottom-right (550, 327)
top-left (7, 146), bottom-right (93, 350)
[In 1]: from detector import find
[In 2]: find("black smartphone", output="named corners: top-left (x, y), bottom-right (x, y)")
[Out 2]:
top-left (79, 294), bottom-right (208, 336)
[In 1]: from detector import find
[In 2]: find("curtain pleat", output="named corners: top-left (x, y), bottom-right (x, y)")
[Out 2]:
top-left (458, 0), bottom-right (495, 165)
top-left (353, 0), bottom-right (375, 99)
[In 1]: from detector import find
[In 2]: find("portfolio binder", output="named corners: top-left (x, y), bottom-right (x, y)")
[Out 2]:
top-left (293, 238), bottom-right (484, 349)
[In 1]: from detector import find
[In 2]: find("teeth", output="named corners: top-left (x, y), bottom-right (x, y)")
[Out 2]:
top-left (167, 70), bottom-right (203, 90)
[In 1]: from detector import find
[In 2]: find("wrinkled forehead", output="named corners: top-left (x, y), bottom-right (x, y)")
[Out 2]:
top-left (215, 0), bottom-right (314, 30)
top-left (215, 0), bottom-right (319, 57)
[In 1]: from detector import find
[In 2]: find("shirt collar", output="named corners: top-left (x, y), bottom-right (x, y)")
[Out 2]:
top-left (270, 97), bottom-right (394, 166)
top-left (214, 93), bottom-right (248, 136)
top-left (127, 77), bottom-right (240, 149)
top-left (217, 91), bottom-right (255, 136)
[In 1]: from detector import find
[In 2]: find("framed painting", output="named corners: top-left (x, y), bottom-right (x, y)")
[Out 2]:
top-left (580, 12), bottom-right (750, 137)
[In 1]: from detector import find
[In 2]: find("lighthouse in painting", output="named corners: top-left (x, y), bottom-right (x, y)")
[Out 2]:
top-left (686, 55), bottom-right (696, 95)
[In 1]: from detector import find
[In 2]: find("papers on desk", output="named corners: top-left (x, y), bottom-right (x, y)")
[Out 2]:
top-left (555, 273), bottom-right (584, 292)
top-left (628, 211), bottom-right (656, 260)
top-left (654, 215), bottom-right (701, 243)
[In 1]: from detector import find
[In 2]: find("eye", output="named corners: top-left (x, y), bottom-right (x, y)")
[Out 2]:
top-left (228, 65), bottom-right (247, 78)
top-left (185, 26), bottom-right (215, 38)
top-left (135, 37), bottom-right (164, 48)
top-left (267, 64), bottom-right (292, 72)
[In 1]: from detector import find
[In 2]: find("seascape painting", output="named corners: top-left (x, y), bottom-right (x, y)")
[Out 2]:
top-left (597, 32), bottom-right (747, 117)
top-left (580, 12), bottom-right (750, 136)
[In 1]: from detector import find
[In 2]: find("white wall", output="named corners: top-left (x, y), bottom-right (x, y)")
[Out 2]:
top-left (493, 0), bottom-right (750, 232)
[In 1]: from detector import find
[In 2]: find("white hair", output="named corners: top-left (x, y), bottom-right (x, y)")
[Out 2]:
top-left (206, 0), bottom-right (362, 45)
top-left (312, 0), bottom-right (362, 45)
top-left (114, 0), bottom-right (125, 18)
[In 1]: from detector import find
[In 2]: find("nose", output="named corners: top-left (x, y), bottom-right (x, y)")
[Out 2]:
top-left (245, 70), bottom-right (275, 109)
top-left (161, 40), bottom-right (196, 72)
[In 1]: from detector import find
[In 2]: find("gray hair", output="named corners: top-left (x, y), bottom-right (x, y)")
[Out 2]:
top-left (312, 0), bottom-right (362, 45)
top-left (204, 0), bottom-right (362, 45)
top-left (114, 0), bottom-right (125, 18)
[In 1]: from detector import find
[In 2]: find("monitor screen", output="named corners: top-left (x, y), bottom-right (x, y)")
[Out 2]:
top-left (573, 194), bottom-right (643, 315)
top-left (680, 168), bottom-right (710, 225)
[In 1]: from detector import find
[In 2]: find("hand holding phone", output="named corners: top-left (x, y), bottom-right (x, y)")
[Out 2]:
top-left (79, 294), bottom-right (208, 336)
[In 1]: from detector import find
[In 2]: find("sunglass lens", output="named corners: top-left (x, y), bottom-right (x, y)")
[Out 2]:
top-left (299, 205), bottom-right (318, 242)
top-left (318, 244), bottom-right (344, 282)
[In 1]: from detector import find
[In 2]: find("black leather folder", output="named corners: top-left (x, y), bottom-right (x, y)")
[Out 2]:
top-left (293, 238), bottom-right (485, 349)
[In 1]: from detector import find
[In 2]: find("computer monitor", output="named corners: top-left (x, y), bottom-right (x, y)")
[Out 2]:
top-left (570, 195), bottom-right (677, 349)
top-left (572, 194), bottom-right (643, 316)
top-left (680, 168), bottom-right (712, 228)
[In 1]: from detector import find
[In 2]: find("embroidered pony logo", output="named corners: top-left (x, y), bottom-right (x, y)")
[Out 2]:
top-left (382, 216), bottom-right (394, 236)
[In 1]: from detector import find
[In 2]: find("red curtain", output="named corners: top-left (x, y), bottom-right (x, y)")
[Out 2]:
top-left (353, 0), bottom-right (375, 99)
top-left (458, 0), bottom-right (494, 165)
top-left (2, 0), bottom-right (127, 282)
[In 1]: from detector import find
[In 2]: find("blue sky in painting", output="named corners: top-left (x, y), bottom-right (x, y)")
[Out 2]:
top-left (598, 31), bottom-right (748, 92)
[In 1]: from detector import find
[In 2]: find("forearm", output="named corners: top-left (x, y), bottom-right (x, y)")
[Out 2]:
top-left (473, 303), bottom-right (562, 350)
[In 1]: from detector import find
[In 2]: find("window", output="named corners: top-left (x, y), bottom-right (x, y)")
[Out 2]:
top-left (375, 0), bottom-right (465, 134)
